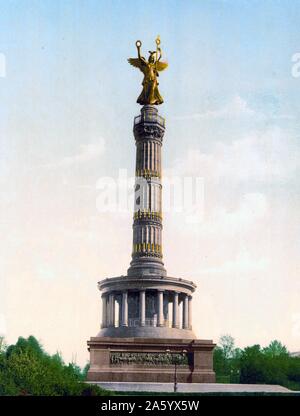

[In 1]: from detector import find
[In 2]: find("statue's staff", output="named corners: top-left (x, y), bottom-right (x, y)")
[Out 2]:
top-left (155, 35), bottom-right (161, 72)
top-left (136, 40), bottom-right (142, 58)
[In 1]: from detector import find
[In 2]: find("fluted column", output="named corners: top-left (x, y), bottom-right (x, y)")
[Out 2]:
top-left (121, 291), bottom-right (128, 327)
top-left (183, 294), bottom-right (189, 329)
top-left (108, 293), bottom-right (115, 327)
top-left (139, 290), bottom-right (146, 326)
top-left (128, 105), bottom-right (166, 277)
top-left (188, 296), bottom-right (192, 329)
top-left (106, 295), bottom-right (110, 327)
top-left (101, 294), bottom-right (107, 328)
top-left (172, 292), bottom-right (179, 328)
top-left (157, 290), bottom-right (164, 327)
top-left (117, 297), bottom-right (122, 327)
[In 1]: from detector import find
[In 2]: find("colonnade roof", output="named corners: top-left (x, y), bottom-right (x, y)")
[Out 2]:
top-left (98, 275), bottom-right (196, 296)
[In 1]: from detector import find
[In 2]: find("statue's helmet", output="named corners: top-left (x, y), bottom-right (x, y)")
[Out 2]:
top-left (148, 51), bottom-right (156, 63)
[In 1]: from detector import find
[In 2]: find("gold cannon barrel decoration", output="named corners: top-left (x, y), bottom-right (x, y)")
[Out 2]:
top-left (128, 36), bottom-right (168, 105)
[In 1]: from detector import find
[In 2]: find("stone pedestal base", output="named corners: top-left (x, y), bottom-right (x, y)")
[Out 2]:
top-left (87, 337), bottom-right (215, 383)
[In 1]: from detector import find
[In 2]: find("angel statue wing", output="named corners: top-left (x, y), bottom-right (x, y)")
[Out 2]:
top-left (128, 58), bottom-right (145, 70)
top-left (156, 61), bottom-right (168, 72)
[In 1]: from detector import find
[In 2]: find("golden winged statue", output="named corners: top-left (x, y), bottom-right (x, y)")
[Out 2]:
top-left (128, 37), bottom-right (168, 105)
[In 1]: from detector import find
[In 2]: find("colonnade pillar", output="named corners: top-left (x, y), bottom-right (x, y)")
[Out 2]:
top-left (172, 292), bottom-right (179, 328)
top-left (102, 289), bottom-right (192, 330)
top-left (108, 293), bottom-right (115, 327)
top-left (101, 294), bottom-right (107, 328)
top-left (139, 290), bottom-right (146, 326)
top-left (188, 295), bottom-right (192, 329)
top-left (157, 290), bottom-right (164, 327)
top-left (183, 294), bottom-right (189, 329)
top-left (121, 291), bottom-right (128, 327)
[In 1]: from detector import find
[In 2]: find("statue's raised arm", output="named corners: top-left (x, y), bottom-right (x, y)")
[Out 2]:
top-left (128, 37), bottom-right (168, 105)
top-left (136, 40), bottom-right (147, 63)
top-left (128, 40), bottom-right (146, 70)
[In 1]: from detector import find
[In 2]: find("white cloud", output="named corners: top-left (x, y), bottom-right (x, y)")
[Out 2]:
top-left (200, 249), bottom-right (270, 275)
top-left (168, 126), bottom-right (300, 184)
top-left (205, 193), bottom-right (268, 235)
top-left (42, 138), bottom-right (105, 169)
top-left (173, 95), bottom-right (294, 122)
top-left (168, 192), bottom-right (268, 237)
top-left (174, 95), bottom-right (255, 120)
top-left (214, 127), bottom-right (300, 182)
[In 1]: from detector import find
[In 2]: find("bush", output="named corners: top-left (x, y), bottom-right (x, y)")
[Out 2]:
top-left (0, 336), bottom-right (111, 396)
top-left (214, 337), bottom-right (300, 390)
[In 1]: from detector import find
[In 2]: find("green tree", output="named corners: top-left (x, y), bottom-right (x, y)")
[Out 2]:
top-left (239, 344), bottom-right (265, 384)
top-left (287, 357), bottom-right (300, 389)
top-left (82, 363), bottom-right (90, 379)
top-left (213, 335), bottom-right (241, 383)
top-left (0, 336), bottom-right (7, 353)
top-left (0, 336), bottom-right (112, 396)
top-left (215, 336), bottom-right (300, 389)
top-left (239, 340), bottom-right (292, 386)
top-left (219, 335), bottom-right (235, 360)
top-left (263, 340), bottom-right (289, 358)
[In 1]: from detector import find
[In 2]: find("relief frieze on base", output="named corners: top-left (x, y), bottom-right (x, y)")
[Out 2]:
top-left (110, 351), bottom-right (190, 366)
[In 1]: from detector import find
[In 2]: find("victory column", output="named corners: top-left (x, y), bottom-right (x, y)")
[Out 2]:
top-left (87, 37), bottom-right (215, 383)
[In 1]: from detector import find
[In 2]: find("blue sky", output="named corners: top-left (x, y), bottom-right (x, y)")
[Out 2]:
top-left (1, 0), bottom-right (300, 167)
top-left (0, 0), bottom-right (300, 364)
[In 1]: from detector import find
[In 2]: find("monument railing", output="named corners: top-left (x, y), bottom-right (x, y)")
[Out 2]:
top-left (134, 113), bottom-right (165, 128)
top-left (110, 318), bottom-right (171, 328)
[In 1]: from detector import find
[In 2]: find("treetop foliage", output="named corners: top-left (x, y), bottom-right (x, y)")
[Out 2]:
top-left (214, 335), bottom-right (300, 390)
top-left (0, 336), bottom-right (112, 396)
